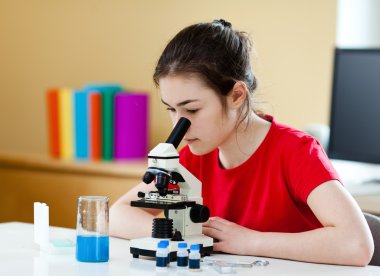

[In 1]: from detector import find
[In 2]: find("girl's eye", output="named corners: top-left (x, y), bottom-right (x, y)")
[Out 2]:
top-left (186, 109), bottom-right (199, 114)
top-left (166, 107), bottom-right (176, 112)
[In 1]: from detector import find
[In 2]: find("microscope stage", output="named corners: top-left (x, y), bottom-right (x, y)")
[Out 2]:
top-left (131, 199), bottom-right (196, 210)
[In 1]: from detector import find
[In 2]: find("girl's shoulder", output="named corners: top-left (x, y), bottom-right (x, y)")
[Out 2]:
top-left (260, 116), bottom-right (325, 163)
top-left (268, 116), bottom-right (319, 149)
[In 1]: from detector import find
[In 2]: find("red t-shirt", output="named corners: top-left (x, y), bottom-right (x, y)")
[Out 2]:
top-left (179, 116), bottom-right (341, 233)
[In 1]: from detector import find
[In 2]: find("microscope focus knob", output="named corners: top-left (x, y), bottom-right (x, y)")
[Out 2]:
top-left (190, 204), bottom-right (210, 223)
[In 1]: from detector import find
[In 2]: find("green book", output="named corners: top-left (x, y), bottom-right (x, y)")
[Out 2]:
top-left (101, 90), bottom-right (118, 160)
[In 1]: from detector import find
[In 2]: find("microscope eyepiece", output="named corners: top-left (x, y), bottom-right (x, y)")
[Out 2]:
top-left (165, 117), bottom-right (191, 149)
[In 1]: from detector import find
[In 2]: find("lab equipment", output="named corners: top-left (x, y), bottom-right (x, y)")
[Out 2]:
top-left (177, 242), bottom-right (189, 268)
top-left (76, 196), bottom-right (109, 262)
top-left (203, 255), bottom-right (270, 268)
top-left (33, 202), bottom-right (75, 254)
top-left (189, 244), bottom-right (201, 271)
top-left (129, 117), bottom-right (213, 261)
top-left (212, 261), bottom-right (236, 274)
top-left (156, 240), bottom-right (169, 270)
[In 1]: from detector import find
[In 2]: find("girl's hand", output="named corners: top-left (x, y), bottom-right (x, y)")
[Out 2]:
top-left (202, 216), bottom-right (258, 255)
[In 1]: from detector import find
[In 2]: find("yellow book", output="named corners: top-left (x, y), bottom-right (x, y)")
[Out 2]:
top-left (58, 88), bottom-right (74, 160)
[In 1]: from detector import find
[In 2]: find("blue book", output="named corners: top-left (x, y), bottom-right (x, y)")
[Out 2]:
top-left (74, 90), bottom-right (89, 160)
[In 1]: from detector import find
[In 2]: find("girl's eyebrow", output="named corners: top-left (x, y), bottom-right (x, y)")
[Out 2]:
top-left (161, 99), bottom-right (200, 107)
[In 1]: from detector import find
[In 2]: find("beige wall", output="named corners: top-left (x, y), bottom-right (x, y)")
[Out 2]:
top-left (0, 0), bottom-right (336, 155)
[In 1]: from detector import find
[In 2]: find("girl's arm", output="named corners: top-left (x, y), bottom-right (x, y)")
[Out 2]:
top-left (203, 180), bottom-right (374, 266)
top-left (109, 182), bottom-right (162, 239)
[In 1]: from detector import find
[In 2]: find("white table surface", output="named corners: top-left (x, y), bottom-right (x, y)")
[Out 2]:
top-left (0, 222), bottom-right (379, 276)
top-left (331, 159), bottom-right (380, 196)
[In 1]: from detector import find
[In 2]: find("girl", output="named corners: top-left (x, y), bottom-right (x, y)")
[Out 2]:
top-left (110, 19), bottom-right (374, 266)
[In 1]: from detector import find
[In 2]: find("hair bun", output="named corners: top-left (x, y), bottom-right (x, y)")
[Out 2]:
top-left (213, 19), bottom-right (232, 28)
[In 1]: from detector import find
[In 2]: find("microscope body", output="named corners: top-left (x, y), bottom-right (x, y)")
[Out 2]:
top-left (129, 142), bottom-right (213, 260)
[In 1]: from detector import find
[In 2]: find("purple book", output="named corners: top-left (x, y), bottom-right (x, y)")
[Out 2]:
top-left (114, 93), bottom-right (149, 159)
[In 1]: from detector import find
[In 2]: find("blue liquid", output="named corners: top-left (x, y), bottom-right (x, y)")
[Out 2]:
top-left (189, 259), bottom-right (200, 269)
top-left (76, 235), bottom-right (109, 262)
top-left (177, 256), bottom-right (188, 267)
top-left (156, 256), bottom-right (167, 267)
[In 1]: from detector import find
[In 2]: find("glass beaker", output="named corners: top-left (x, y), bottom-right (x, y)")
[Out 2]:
top-left (76, 196), bottom-right (109, 262)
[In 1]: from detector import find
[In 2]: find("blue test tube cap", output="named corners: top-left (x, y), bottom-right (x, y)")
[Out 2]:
top-left (178, 242), bottom-right (187, 248)
top-left (190, 244), bottom-right (200, 251)
top-left (158, 240), bottom-right (169, 248)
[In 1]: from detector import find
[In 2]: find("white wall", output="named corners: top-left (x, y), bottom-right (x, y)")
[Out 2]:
top-left (337, 0), bottom-right (380, 48)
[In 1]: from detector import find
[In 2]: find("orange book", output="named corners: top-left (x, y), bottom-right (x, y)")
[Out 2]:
top-left (89, 92), bottom-right (102, 160)
top-left (46, 88), bottom-right (60, 158)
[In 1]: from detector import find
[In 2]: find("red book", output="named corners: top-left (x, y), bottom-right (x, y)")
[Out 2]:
top-left (89, 92), bottom-right (102, 160)
top-left (46, 88), bottom-right (60, 158)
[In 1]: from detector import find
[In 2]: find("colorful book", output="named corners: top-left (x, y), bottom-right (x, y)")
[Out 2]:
top-left (114, 93), bottom-right (149, 159)
top-left (88, 92), bottom-right (102, 161)
top-left (84, 84), bottom-right (123, 160)
top-left (74, 90), bottom-right (88, 160)
top-left (84, 84), bottom-right (123, 93)
top-left (58, 88), bottom-right (74, 160)
top-left (101, 90), bottom-right (118, 161)
top-left (46, 88), bottom-right (60, 158)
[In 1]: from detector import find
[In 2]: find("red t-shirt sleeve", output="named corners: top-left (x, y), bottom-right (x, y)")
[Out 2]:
top-left (285, 135), bottom-right (341, 203)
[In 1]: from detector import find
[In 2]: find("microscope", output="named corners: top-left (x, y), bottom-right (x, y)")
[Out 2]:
top-left (130, 118), bottom-right (213, 261)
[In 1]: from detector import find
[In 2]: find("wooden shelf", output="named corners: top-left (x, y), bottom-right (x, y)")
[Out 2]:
top-left (0, 152), bottom-right (147, 228)
top-left (0, 152), bottom-right (147, 177)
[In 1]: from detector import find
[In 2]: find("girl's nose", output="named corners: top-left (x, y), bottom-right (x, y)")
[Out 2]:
top-left (173, 112), bottom-right (183, 126)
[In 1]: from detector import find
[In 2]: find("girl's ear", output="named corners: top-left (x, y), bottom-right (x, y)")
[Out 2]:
top-left (228, 81), bottom-right (248, 109)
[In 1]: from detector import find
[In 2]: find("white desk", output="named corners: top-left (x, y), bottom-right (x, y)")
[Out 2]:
top-left (0, 222), bottom-right (379, 276)
top-left (331, 159), bottom-right (380, 214)
top-left (331, 159), bottom-right (380, 195)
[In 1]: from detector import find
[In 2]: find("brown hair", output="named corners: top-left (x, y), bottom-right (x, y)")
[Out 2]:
top-left (153, 19), bottom-right (257, 125)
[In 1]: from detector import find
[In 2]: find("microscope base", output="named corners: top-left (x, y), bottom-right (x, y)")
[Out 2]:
top-left (130, 235), bottom-right (213, 262)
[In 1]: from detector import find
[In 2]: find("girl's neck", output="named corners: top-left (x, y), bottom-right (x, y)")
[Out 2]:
top-left (218, 113), bottom-right (271, 169)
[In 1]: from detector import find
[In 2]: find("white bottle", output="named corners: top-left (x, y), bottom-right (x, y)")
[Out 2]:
top-left (177, 242), bottom-right (188, 269)
top-left (188, 244), bottom-right (201, 272)
top-left (156, 240), bottom-right (169, 270)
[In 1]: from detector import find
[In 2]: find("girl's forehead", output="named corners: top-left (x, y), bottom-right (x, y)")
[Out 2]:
top-left (159, 87), bottom-right (204, 105)
top-left (160, 75), bottom-right (213, 95)
top-left (159, 73), bottom-right (207, 88)
top-left (159, 74), bottom-right (222, 106)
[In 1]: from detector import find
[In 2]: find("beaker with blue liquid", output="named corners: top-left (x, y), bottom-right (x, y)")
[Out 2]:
top-left (76, 196), bottom-right (109, 262)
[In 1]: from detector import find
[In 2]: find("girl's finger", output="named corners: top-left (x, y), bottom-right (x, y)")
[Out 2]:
top-left (203, 218), bottom-right (226, 231)
top-left (210, 216), bottom-right (234, 225)
top-left (202, 226), bottom-right (224, 240)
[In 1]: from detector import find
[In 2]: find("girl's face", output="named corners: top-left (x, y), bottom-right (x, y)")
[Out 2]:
top-left (159, 74), bottom-right (238, 155)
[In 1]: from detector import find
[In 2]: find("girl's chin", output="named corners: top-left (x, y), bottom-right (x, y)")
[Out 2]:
top-left (188, 144), bottom-right (213, 156)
